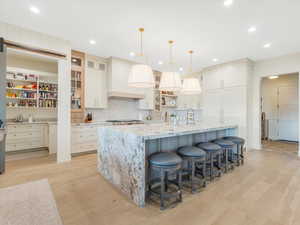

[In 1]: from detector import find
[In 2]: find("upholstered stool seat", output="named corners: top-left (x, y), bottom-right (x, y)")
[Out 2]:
top-left (197, 142), bottom-right (222, 152)
top-left (178, 146), bottom-right (206, 158)
top-left (223, 136), bottom-right (245, 144)
top-left (196, 142), bottom-right (222, 181)
top-left (148, 152), bottom-right (182, 210)
top-left (149, 152), bottom-right (182, 167)
top-left (177, 146), bottom-right (207, 193)
top-left (223, 136), bottom-right (245, 165)
top-left (213, 139), bottom-right (235, 172)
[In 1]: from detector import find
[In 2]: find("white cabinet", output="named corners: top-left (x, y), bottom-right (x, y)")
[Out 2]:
top-left (49, 123), bottom-right (108, 154)
top-left (139, 88), bottom-right (154, 110)
top-left (201, 59), bottom-right (251, 140)
top-left (6, 123), bottom-right (48, 152)
top-left (202, 60), bottom-right (248, 91)
top-left (71, 125), bottom-right (98, 153)
top-left (85, 55), bottom-right (108, 109)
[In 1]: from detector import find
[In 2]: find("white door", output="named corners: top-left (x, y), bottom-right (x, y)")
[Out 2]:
top-left (278, 86), bottom-right (298, 141)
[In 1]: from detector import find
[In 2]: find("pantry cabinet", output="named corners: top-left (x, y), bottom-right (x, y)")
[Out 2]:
top-left (6, 123), bottom-right (48, 152)
top-left (201, 59), bottom-right (252, 139)
top-left (85, 55), bottom-right (108, 109)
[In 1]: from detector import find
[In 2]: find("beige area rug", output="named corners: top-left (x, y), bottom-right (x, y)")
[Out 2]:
top-left (0, 179), bottom-right (63, 225)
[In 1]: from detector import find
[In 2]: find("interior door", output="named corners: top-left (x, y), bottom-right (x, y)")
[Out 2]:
top-left (278, 86), bottom-right (298, 141)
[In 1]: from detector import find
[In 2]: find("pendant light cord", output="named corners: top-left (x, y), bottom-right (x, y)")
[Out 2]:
top-left (189, 50), bottom-right (193, 73)
top-left (169, 40), bottom-right (174, 64)
top-left (139, 28), bottom-right (144, 56)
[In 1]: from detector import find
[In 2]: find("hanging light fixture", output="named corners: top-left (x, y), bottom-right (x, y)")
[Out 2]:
top-left (181, 50), bottom-right (202, 95)
top-left (128, 28), bottom-right (154, 88)
top-left (159, 40), bottom-right (182, 92)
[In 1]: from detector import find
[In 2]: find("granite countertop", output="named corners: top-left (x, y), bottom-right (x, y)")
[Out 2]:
top-left (102, 122), bottom-right (238, 140)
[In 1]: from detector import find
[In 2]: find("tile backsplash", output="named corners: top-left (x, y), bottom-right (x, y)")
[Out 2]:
top-left (87, 98), bottom-right (140, 121)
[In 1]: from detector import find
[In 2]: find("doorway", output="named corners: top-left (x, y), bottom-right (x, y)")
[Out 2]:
top-left (261, 73), bottom-right (299, 154)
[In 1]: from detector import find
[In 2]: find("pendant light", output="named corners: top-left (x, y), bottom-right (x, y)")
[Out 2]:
top-left (181, 50), bottom-right (202, 95)
top-left (159, 40), bottom-right (182, 92)
top-left (128, 28), bottom-right (154, 88)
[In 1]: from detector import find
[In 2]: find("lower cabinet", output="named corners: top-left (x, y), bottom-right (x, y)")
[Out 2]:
top-left (48, 123), bottom-right (101, 154)
top-left (6, 123), bottom-right (48, 152)
top-left (71, 125), bottom-right (98, 154)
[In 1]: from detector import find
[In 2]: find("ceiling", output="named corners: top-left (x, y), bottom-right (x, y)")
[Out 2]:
top-left (0, 0), bottom-right (300, 72)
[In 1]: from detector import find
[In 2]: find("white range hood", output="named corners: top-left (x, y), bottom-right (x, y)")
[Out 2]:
top-left (107, 57), bottom-right (145, 99)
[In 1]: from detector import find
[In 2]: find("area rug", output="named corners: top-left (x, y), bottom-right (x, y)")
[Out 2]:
top-left (0, 179), bottom-right (63, 225)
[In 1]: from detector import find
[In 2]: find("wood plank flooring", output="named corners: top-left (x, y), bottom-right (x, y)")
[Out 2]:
top-left (1, 149), bottom-right (300, 225)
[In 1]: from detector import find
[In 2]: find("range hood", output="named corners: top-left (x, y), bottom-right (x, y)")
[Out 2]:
top-left (108, 91), bottom-right (145, 99)
top-left (107, 57), bottom-right (145, 100)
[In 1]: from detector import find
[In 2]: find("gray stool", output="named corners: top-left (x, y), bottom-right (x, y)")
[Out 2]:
top-left (213, 139), bottom-right (236, 173)
top-left (223, 136), bottom-right (245, 166)
top-left (148, 152), bottom-right (182, 210)
top-left (177, 146), bottom-right (207, 193)
top-left (196, 142), bottom-right (222, 181)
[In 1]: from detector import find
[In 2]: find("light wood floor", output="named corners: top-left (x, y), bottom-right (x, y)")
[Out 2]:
top-left (1, 149), bottom-right (300, 225)
top-left (262, 140), bottom-right (298, 155)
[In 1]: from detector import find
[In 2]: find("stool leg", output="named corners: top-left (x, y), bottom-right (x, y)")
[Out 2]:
top-left (177, 169), bottom-right (182, 202)
top-left (165, 171), bottom-right (168, 192)
top-left (217, 153), bottom-right (222, 177)
top-left (225, 149), bottom-right (228, 173)
top-left (241, 144), bottom-right (244, 165)
top-left (191, 160), bottom-right (196, 193)
top-left (236, 144), bottom-right (240, 166)
top-left (210, 153), bottom-right (213, 181)
top-left (160, 169), bottom-right (165, 210)
top-left (202, 160), bottom-right (207, 187)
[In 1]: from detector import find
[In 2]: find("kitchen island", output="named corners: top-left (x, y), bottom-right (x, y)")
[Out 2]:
top-left (97, 122), bottom-right (238, 207)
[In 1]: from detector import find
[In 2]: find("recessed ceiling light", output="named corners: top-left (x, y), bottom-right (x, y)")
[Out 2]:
top-left (29, 6), bottom-right (40, 14)
top-left (129, 52), bottom-right (135, 57)
top-left (263, 43), bottom-right (272, 48)
top-left (158, 61), bottom-right (163, 65)
top-left (213, 58), bottom-right (219, 62)
top-left (89, 40), bottom-right (96, 45)
top-left (179, 67), bottom-right (184, 71)
top-left (248, 26), bottom-right (257, 33)
top-left (72, 58), bottom-right (77, 62)
top-left (269, 75), bottom-right (279, 79)
top-left (224, 0), bottom-right (233, 7)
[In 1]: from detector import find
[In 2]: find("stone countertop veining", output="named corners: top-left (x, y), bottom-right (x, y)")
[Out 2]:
top-left (102, 122), bottom-right (238, 140)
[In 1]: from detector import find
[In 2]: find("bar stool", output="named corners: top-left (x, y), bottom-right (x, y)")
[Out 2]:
top-left (196, 142), bottom-right (222, 181)
top-left (177, 146), bottom-right (207, 193)
top-left (213, 139), bottom-right (236, 173)
top-left (223, 136), bottom-right (245, 166)
top-left (148, 152), bottom-right (182, 210)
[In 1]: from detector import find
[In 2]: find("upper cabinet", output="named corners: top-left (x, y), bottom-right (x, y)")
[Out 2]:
top-left (202, 59), bottom-right (248, 91)
top-left (85, 55), bottom-right (108, 109)
top-left (107, 57), bottom-right (145, 99)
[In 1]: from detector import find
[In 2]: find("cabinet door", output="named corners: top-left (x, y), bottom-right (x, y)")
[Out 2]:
top-left (85, 61), bottom-right (107, 109)
top-left (202, 90), bottom-right (223, 122)
top-left (202, 69), bottom-right (223, 91)
top-left (222, 63), bottom-right (247, 88)
top-left (223, 86), bottom-right (247, 138)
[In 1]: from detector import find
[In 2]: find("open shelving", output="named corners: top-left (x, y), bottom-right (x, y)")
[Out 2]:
top-left (6, 67), bottom-right (58, 109)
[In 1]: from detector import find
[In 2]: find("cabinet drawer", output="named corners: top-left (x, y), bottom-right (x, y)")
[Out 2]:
top-left (71, 142), bottom-right (97, 153)
top-left (6, 132), bottom-right (42, 141)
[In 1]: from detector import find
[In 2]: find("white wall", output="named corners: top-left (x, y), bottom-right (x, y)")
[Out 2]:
top-left (261, 74), bottom-right (298, 140)
top-left (250, 53), bottom-right (300, 150)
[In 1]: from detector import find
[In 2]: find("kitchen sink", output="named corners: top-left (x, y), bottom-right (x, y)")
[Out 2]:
top-left (0, 128), bottom-right (6, 142)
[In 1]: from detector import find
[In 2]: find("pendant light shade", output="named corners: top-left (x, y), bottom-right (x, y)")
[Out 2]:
top-left (159, 40), bottom-right (182, 92)
top-left (128, 64), bottom-right (154, 88)
top-left (128, 28), bottom-right (154, 88)
top-left (181, 50), bottom-right (202, 95)
top-left (159, 72), bottom-right (182, 92)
